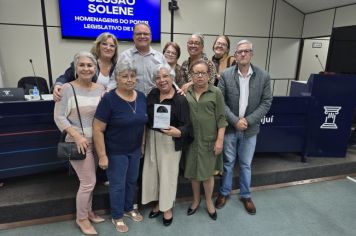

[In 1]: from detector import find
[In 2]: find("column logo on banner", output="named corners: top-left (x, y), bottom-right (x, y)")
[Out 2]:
top-left (320, 106), bottom-right (342, 129)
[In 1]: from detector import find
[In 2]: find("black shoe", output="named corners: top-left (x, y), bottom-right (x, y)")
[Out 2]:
top-left (187, 206), bottom-right (197, 216)
top-left (148, 210), bottom-right (161, 218)
top-left (163, 217), bottom-right (173, 226)
top-left (208, 210), bottom-right (217, 220)
top-left (187, 200), bottom-right (201, 216)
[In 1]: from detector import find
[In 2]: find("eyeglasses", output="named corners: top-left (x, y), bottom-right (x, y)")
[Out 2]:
top-left (134, 32), bottom-right (151, 37)
top-left (119, 74), bottom-right (136, 80)
top-left (192, 72), bottom-right (209, 77)
top-left (235, 49), bottom-right (252, 55)
top-left (215, 42), bottom-right (227, 47)
top-left (101, 42), bottom-right (116, 49)
top-left (164, 50), bottom-right (177, 56)
top-left (187, 41), bottom-right (201, 46)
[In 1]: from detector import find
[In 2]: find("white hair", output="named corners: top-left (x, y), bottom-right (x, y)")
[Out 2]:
top-left (236, 39), bottom-right (253, 52)
top-left (115, 59), bottom-right (137, 75)
top-left (153, 64), bottom-right (174, 78)
top-left (73, 51), bottom-right (97, 78)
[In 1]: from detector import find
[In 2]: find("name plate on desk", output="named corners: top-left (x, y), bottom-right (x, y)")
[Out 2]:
top-left (153, 104), bottom-right (171, 129)
top-left (0, 88), bottom-right (25, 101)
top-left (25, 94), bottom-right (54, 101)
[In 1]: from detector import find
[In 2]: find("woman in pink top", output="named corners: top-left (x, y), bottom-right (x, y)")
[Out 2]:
top-left (54, 51), bottom-right (105, 235)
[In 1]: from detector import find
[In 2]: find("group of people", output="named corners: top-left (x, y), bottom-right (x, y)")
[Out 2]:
top-left (53, 22), bottom-right (272, 235)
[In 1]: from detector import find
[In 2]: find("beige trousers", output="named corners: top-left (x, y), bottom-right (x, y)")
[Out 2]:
top-left (141, 130), bottom-right (182, 212)
top-left (70, 143), bottom-right (97, 220)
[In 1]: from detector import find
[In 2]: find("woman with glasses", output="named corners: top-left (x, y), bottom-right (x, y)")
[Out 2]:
top-left (53, 32), bottom-right (119, 101)
top-left (141, 64), bottom-right (192, 226)
top-left (180, 33), bottom-right (218, 93)
top-left (93, 61), bottom-right (147, 233)
top-left (163, 42), bottom-right (184, 88)
top-left (184, 60), bottom-right (227, 221)
top-left (211, 35), bottom-right (236, 86)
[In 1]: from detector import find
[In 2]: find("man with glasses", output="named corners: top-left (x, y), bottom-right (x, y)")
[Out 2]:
top-left (215, 39), bottom-right (272, 215)
top-left (118, 23), bottom-right (168, 96)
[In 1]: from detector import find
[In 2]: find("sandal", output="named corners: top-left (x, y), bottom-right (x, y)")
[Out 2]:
top-left (112, 218), bottom-right (129, 233)
top-left (124, 209), bottom-right (144, 222)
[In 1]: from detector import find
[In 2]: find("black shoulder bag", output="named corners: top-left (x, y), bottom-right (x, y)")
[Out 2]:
top-left (57, 83), bottom-right (86, 161)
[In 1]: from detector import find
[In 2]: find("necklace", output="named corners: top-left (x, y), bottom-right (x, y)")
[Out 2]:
top-left (116, 89), bottom-right (137, 113)
top-left (126, 100), bottom-right (137, 114)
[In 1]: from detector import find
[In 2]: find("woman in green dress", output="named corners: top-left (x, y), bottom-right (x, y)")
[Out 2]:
top-left (184, 60), bottom-right (227, 221)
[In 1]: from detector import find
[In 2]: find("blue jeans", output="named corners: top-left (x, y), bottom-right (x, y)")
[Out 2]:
top-left (219, 132), bottom-right (257, 198)
top-left (106, 148), bottom-right (141, 219)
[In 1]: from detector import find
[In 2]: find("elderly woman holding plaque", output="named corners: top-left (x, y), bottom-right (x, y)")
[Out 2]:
top-left (141, 64), bottom-right (192, 227)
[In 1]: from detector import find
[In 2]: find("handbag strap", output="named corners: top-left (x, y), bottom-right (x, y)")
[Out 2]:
top-left (69, 83), bottom-right (85, 136)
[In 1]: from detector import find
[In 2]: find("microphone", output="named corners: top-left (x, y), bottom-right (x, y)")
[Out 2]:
top-left (315, 54), bottom-right (325, 72)
top-left (29, 59), bottom-right (43, 100)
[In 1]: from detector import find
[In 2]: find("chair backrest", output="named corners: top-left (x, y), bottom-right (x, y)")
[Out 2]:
top-left (0, 88), bottom-right (25, 101)
top-left (17, 76), bottom-right (49, 95)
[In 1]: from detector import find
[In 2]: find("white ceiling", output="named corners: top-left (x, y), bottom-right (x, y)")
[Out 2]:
top-left (284, 0), bottom-right (356, 14)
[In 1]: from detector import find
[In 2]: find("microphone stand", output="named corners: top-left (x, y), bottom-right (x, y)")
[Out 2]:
top-left (315, 54), bottom-right (325, 72)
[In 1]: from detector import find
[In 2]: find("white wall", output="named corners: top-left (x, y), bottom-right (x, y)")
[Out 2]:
top-left (299, 38), bottom-right (330, 81)
top-left (302, 10), bottom-right (335, 38)
top-left (0, 0), bottom-right (49, 87)
top-left (334, 4), bottom-right (356, 27)
top-left (269, 0), bottom-right (303, 95)
top-left (0, 0), bottom-right (305, 96)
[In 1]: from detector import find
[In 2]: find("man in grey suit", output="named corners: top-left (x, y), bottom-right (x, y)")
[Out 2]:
top-left (215, 39), bottom-right (272, 215)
